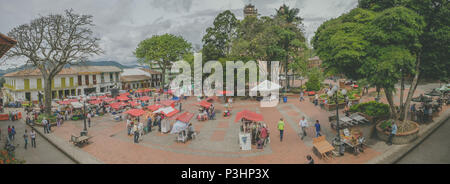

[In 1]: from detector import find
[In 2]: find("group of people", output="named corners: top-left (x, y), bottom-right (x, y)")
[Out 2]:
top-left (0, 126), bottom-right (37, 150)
top-left (197, 104), bottom-right (216, 121)
top-left (240, 119), bottom-right (270, 149)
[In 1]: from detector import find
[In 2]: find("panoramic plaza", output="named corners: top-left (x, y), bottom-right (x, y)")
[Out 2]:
top-left (0, 0), bottom-right (449, 164)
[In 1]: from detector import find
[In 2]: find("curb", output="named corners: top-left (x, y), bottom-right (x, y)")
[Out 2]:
top-left (367, 109), bottom-right (450, 164)
top-left (23, 120), bottom-right (102, 164)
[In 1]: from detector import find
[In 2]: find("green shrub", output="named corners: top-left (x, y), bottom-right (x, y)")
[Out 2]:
top-left (380, 120), bottom-right (392, 130)
top-left (349, 101), bottom-right (390, 117)
top-left (37, 114), bottom-right (57, 124)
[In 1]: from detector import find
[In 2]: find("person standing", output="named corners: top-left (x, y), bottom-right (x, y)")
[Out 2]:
top-left (179, 102), bottom-right (182, 112)
top-left (87, 112), bottom-right (92, 128)
top-left (260, 125), bottom-right (268, 148)
top-left (314, 120), bottom-right (321, 137)
top-left (147, 116), bottom-right (152, 133)
top-left (133, 124), bottom-right (139, 143)
top-left (299, 91), bottom-right (304, 102)
top-left (387, 121), bottom-right (397, 145)
top-left (30, 129), bottom-right (36, 148)
top-left (23, 129), bottom-right (29, 149)
top-left (42, 118), bottom-right (48, 134)
top-left (126, 118), bottom-right (131, 136)
top-left (277, 118), bottom-right (285, 142)
top-left (11, 126), bottom-right (16, 141)
top-left (7, 125), bottom-right (12, 140)
top-left (299, 117), bottom-right (308, 140)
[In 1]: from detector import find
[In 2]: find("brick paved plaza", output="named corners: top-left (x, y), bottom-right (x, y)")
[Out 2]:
top-left (8, 80), bottom-right (442, 164)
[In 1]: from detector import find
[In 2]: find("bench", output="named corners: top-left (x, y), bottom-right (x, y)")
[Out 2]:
top-left (70, 134), bottom-right (91, 147)
top-left (312, 136), bottom-right (335, 160)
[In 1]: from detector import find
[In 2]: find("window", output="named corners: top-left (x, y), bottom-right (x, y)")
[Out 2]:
top-left (24, 79), bottom-right (30, 90)
top-left (85, 75), bottom-right (89, 85)
top-left (61, 78), bottom-right (66, 88)
top-left (37, 79), bottom-right (42, 89)
top-left (70, 77), bottom-right (74, 87)
top-left (115, 72), bottom-right (119, 82)
top-left (93, 75), bottom-right (97, 85)
top-left (101, 73), bottom-right (105, 83)
top-left (78, 75), bottom-right (82, 86)
top-left (109, 72), bottom-right (113, 81)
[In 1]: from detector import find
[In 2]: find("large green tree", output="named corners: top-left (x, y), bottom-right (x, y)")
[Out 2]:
top-left (202, 10), bottom-right (238, 61)
top-left (313, 6), bottom-right (427, 131)
top-left (135, 34), bottom-right (192, 90)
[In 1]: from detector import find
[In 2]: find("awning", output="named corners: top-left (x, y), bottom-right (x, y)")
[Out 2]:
top-left (196, 100), bottom-right (212, 108)
top-left (116, 95), bottom-right (129, 101)
top-left (160, 100), bottom-right (176, 107)
top-left (139, 96), bottom-right (151, 101)
top-left (71, 102), bottom-right (83, 108)
top-left (129, 101), bottom-right (140, 107)
top-left (110, 102), bottom-right (127, 109)
top-left (170, 111), bottom-right (194, 123)
top-left (120, 92), bottom-right (130, 96)
top-left (234, 110), bottom-right (264, 122)
top-left (217, 90), bottom-right (233, 96)
top-left (89, 100), bottom-right (102, 105)
top-left (153, 106), bottom-right (179, 117)
top-left (124, 108), bottom-right (145, 117)
top-left (103, 98), bottom-right (115, 103)
top-left (58, 101), bottom-right (71, 105)
top-left (147, 104), bottom-right (162, 111)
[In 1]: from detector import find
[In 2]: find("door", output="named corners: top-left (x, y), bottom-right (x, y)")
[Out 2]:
top-left (37, 79), bottom-right (42, 89)
top-left (61, 78), bottom-right (66, 88)
top-left (25, 92), bottom-right (31, 101)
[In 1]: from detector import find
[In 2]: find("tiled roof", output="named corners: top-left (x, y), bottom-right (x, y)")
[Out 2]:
top-left (3, 65), bottom-right (121, 77)
top-left (3, 68), bottom-right (77, 77)
top-left (139, 68), bottom-right (162, 75)
top-left (120, 75), bottom-right (151, 82)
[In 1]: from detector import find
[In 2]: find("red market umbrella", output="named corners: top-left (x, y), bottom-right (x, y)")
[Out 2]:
top-left (196, 100), bottom-right (212, 108)
top-left (116, 95), bottom-right (129, 101)
top-left (217, 90), bottom-right (233, 96)
top-left (147, 104), bottom-right (162, 111)
top-left (136, 89), bottom-right (144, 93)
top-left (234, 110), bottom-right (264, 122)
top-left (144, 89), bottom-right (151, 92)
top-left (67, 99), bottom-right (79, 102)
top-left (103, 98), bottom-right (115, 103)
top-left (110, 102), bottom-right (127, 109)
top-left (124, 108), bottom-right (145, 117)
top-left (89, 96), bottom-right (97, 100)
top-left (120, 92), bottom-right (130, 96)
top-left (98, 95), bottom-right (107, 99)
top-left (58, 101), bottom-right (71, 105)
top-left (139, 96), bottom-right (151, 101)
top-left (160, 100), bottom-right (176, 107)
top-left (129, 101), bottom-right (140, 107)
top-left (170, 112), bottom-right (194, 123)
top-left (89, 100), bottom-right (102, 105)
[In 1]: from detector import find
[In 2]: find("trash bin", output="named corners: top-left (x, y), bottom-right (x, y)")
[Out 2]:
top-left (283, 96), bottom-right (287, 103)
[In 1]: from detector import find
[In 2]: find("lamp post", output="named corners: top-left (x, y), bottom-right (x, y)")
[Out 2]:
top-left (328, 85), bottom-right (346, 156)
top-left (81, 97), bottom-right (88, 136)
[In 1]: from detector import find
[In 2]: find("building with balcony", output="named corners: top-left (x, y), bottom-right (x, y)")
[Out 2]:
top-left (120, 68), bottom-right (162, 90)
top-left (2, 65), bottom-right (122, 103)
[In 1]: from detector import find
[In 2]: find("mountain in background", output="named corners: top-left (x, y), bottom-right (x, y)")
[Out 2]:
top-left (0, 60), bottom-right (142, 77)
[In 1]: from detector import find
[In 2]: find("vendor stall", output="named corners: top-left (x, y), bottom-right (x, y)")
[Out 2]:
top-left (234, 110), bottom-right (264, 151)
top-left (153, 106), bottom-right (180, 133)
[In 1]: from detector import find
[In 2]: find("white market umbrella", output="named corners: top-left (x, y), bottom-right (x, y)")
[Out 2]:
top-left (251, 80), bottom-right (282, 92)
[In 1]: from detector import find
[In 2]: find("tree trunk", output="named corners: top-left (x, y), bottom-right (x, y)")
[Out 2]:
top-left (399, 72), bottom-right (405, 120)
top-left (44, 77), bottom-right (53, 116)
top-left (384, 88), bottom-right (398, 120)
top-left (401, 52), bottom-right (421, 124)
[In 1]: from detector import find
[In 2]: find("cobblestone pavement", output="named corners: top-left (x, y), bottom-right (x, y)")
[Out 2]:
top-left (0, 111), bottom-right (75, 164)
top-left (397, 118), bottom-right (450, 164)
top-left (9, 82), bottom-right (444, 164)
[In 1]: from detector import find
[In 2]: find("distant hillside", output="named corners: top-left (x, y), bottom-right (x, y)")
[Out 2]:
top-left (0, 61), bottom-right (140, 77)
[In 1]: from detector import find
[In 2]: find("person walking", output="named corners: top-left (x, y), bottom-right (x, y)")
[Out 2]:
top-left (23, 129), bottom-right (29, 149)
top-left (387, 121), bottom-right (397, 145)
top-left (133, 124), bottom-right (139, 143)
top-left (7, 125), bottom-right (12, 140)
top-left (179, 102), bottom-right (182, 112)
top-left (300, 91), bottom-right (304, 102)
top-left (42, 118), bottom-right (48, 134)
top-left (30, 129), bottom-right (36, 148)
top-left (314, 120), bottom-right (321, 137)
top-left (147, 116), bottom-right (152, 133)
top-left (299, 116), bottom-right (308, 140)
top-left (11, 126), bottom-right (16, 141)
top-left (260, 125), bottom-right (268, 148)
top-left (277, 118), bottom-right (285, 142)
top-left (127, 118), bottom-right (131, 136)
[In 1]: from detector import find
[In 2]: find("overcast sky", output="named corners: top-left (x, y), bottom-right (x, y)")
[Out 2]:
top-left (0, 0), bottom-right (358, 69)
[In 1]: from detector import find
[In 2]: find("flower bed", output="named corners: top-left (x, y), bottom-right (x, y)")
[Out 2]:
top-left (376, 120), bottom-right (419, 144)
top-left (0, 150), bottom-right (25, 164)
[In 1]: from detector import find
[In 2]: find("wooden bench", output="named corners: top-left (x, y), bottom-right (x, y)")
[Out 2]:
top-left (70, 134), bottom-right (91, 147)
top-left (312, 136), bottom-right (335, 160)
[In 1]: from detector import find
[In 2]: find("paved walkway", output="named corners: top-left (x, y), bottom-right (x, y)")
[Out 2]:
top-left (397, 118), bottom-right (450, 164)
top-left (0, 112), bottom-right (74, 164)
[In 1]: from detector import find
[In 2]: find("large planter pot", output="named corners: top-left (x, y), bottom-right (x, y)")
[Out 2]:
top-left (324, 103), bottom-right (346, 111)
top-left (376, 120), bottom-right (419, 145)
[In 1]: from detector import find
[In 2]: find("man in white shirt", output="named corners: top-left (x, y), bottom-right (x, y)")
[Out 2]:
top-left (299, 116), bottom-right (308, 140)
top-left (42, 118), bottom-right (48, 134)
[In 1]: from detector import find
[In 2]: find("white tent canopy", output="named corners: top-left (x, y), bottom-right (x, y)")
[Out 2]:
top-left (153, 106), bottom-right (177, 114)
top-left (251, 80), bottom-right (281, 92)
top-left (71, 102), bottom-right (83, 108)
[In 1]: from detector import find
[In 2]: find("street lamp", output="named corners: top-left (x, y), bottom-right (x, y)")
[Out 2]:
top-left (327, 85), bottom-right (346, 156)
top-left (81, 97), bottom-right (88, 136)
